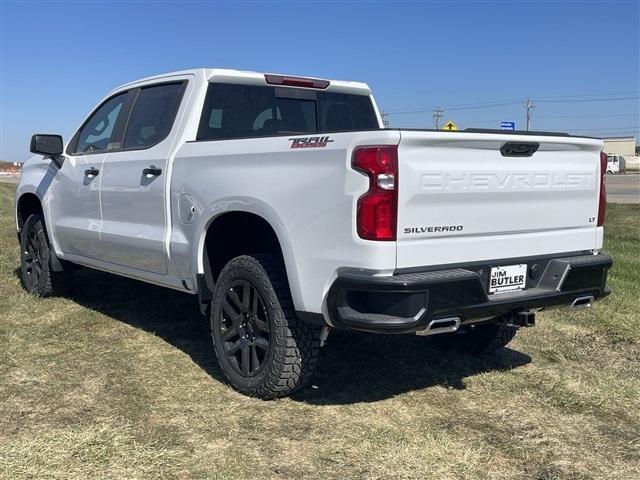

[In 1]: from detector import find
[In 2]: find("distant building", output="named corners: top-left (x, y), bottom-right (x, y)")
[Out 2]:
top-left (0, 161), bottom-right (23, 177)
top-left (601, 136), bottom-right (638, 172)
top-left (602, 136), bottom-right (636, 156)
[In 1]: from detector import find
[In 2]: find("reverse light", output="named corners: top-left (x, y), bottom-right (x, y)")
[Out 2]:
top-left (352, 146), bottom-right (398, 241)
top-left (598, 151), bottom-right (607, 226)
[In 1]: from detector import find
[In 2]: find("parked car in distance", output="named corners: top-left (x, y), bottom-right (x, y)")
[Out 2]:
top-left (16, 69), bottom-right (613, 399)
top-left (606, 154), bottom-right (626, 174)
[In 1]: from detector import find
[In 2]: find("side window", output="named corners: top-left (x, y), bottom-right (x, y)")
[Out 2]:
top-left (198, 84), bottom-right (276, 140)
top-left (75, 93), bottom-right (127, 153)
top-left (123, 83), bottom-right (184, 148)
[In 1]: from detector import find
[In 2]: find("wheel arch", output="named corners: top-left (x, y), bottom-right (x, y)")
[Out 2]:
top-left (16, 191), bottom-right (44, 238)
top-left (193, 198), bottom-right (303, 311)
top-left (16, 189), bottom-right (66, 272)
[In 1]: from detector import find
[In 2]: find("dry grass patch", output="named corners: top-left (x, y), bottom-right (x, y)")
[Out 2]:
top-left (1, 182), bottom-right (639, 479)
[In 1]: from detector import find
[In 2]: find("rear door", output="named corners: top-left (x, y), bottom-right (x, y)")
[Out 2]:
top-left (97, 81), bottom-right (187, 274)
top-left (395, 130), bottom-right (603, 268)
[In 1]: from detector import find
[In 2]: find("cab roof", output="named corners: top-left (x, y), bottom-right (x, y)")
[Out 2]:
top-left (111, 68), bottom-right (372, 96)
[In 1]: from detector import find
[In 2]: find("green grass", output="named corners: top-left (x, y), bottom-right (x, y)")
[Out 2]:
top-left (0, 181), bottom-right (638, 479)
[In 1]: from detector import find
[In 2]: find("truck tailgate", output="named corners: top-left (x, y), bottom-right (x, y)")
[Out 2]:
top-left (396, 130), bottom-right (603, 269)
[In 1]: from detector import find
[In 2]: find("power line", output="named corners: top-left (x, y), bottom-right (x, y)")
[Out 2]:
top-left (537, 96), bottom-right (639, 103)
top-left (536, 113), bottom-right (639, 118)
top-left (387, 101), bottom-right (521, 115)
top-left (384, 91), bottom-right (640, 115)
top-left (533, 91), bottom-right (639, 99)
top-left (564, 125), bottom-right (639, 131)
top-left (574, 131), bottom-right (639, 137)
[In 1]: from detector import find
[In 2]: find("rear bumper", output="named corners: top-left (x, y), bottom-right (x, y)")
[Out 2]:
top-left (325, 252), bottom-right (613, 334)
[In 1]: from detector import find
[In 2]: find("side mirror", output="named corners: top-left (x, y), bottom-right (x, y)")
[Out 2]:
top-left (30, 134), bottom-right (64, 168)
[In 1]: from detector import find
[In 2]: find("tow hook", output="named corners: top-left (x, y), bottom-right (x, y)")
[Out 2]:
top-left (508, 310), bottom-right (536, 328)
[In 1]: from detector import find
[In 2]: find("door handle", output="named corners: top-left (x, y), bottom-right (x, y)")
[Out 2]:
top-left (84, 167), bottom-right (99, 177)
top-left (143, 166), bottom-right (162, 176)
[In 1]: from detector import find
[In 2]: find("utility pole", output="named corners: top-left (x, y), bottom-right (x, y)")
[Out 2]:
top-left (524, 98), bottom-right (535, 131)
top-left (433, 107), bottom-right (443, 130)
top-left (380, 111), bottom-right (389, 128)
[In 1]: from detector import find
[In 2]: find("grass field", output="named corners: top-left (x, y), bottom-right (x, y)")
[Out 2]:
top-left (1, 181), bottom-right (638, 480)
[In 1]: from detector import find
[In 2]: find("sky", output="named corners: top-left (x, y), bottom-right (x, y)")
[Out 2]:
top-left (1, 0), bottom-right (638, 161)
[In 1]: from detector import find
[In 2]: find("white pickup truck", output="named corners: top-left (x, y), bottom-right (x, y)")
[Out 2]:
top-left (17, 68), bottom-right (612, 399)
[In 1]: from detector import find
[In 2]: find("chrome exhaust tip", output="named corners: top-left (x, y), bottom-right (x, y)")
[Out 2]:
top-left (569, 295), bottom-right (595, 310)
top-left (416, 316), bottom-right (461, 336)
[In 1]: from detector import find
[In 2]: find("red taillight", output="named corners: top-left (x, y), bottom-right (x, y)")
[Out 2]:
top-left (352, 146), bottom-right (398, 241)
top-left (264, 74), bottom-right (330, 89)
top-left (598, 151), bottom-right (607, 226)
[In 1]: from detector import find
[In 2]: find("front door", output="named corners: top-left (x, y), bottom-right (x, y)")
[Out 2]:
top-left (97, 81), bottom-right (186, 275)
top-left (50, 91), bottom-right (130, 259)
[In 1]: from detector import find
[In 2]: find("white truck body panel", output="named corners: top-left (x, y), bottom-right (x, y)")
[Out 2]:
top-left (171, 129), bottom-right (400, 313)
top-left (16, 68), bottom-right (606, 318)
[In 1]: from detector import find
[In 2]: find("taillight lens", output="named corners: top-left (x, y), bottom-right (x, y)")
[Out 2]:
top-left (598, 151), bottom-right (607, 226)
top-left (352, 146), bottom-right (398, 241)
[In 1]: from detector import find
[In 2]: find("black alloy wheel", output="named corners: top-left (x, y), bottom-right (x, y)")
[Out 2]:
top-left (19, 213), bottom-right (72, 297)
top-left (22, 226), bottom-right (44, 291)
top-left (210, 254), bottom-right (322, 399)
top-left (218, 280), bottom-right (271, 377)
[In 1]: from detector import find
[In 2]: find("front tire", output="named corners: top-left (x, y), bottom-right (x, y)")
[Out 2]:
top-left (429, 321), bottom-right (518, 354)
top-left (20, 214), bottom-right (72, 297)
top-left (210, 254), bottom-right (322, 399)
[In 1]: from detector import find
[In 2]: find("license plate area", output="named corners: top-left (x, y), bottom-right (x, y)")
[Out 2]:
top-left (489, 264), bottom-right (527, 294)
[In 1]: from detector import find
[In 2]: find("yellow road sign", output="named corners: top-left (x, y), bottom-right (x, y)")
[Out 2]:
top-left (443, 120), bottom-right (459, 131)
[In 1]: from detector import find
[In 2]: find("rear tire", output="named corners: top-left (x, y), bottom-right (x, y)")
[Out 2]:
top-left (429, 321), bottom-right (518, 354)
top-left (20, 214), bottom-right (72, 297)
top-left (210, 254), bottom-right (322, 399)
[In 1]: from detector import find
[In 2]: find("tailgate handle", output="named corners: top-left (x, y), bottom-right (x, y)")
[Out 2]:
top-left (500, 142), bottom-right (539, 157)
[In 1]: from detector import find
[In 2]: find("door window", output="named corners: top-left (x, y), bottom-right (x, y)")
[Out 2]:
top-left (123, 83), bottom-right (185, 148)
top-left (75, 93), bottom-right (127, 153)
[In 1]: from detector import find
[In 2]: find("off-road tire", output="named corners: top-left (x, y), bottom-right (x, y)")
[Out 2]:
top-left (20, 214), bottom-right (72, 297)
top-left (429, 321), bottom-right (518, 354)
top-left (210, 254), bottom-right (322, 399)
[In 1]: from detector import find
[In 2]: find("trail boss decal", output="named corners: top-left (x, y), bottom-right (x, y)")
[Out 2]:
top-left (289, 136), bottom-right (334, 149)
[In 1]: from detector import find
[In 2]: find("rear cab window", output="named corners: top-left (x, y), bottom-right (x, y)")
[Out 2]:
top-left (197, 83), bottom-right (379, 141)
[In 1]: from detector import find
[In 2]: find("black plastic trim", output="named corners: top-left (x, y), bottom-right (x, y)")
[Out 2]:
top-left (464, 128), bottom-right (570, 137)
top-left (295, 311), bottom-right (326, 326)
top-left (394, 250), bottom-right (591, 275)
top-left (196, 273), bottom-right (212, 316)
top-left (399, 127), bottom-right (598, 140)
top-left (500, 141), bottom-right (539, 157)
top-left (326, 253), bottom-right (613, 334)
